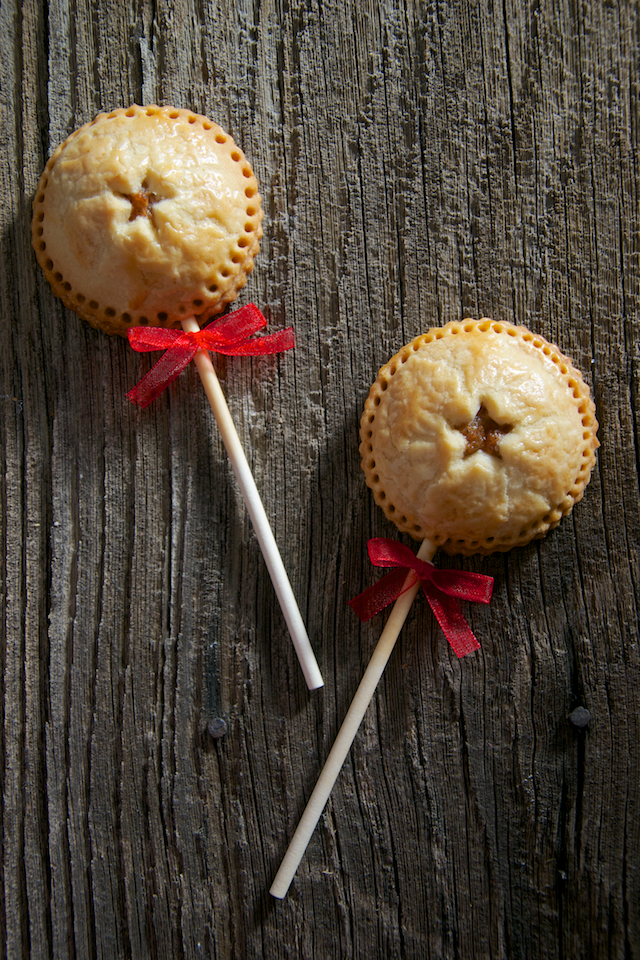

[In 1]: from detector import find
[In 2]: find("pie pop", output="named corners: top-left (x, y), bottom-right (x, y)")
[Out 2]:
top-left (270, 318), bottom-right (599, 895)
top-left (31, 104), bottom-right (323, 689)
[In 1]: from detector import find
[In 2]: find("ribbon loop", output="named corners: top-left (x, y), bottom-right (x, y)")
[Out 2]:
top-left (126, 304), bottom-right (295, 407)
top-left (349, 538), bottom-right (494, 658)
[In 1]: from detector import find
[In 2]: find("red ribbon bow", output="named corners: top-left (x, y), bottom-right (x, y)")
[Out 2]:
top-left (126, 303), bottom-right (295, 407)
top-left (348, 538), bottom-right (494, 658)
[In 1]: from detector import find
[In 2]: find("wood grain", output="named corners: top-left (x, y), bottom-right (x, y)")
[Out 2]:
top-left (1, 0), bottom-right (639, 957)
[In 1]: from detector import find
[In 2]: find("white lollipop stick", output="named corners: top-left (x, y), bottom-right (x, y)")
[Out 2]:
top-left (181, 316), bottom-right (323, 690)
top-left (270, 537), bottom-right (437, 897)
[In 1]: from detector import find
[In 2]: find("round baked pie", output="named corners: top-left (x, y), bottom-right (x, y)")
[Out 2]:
top-left (31, 105), bottom-right (263, 336)
top-left (360, 319), bottom-right (599, 556)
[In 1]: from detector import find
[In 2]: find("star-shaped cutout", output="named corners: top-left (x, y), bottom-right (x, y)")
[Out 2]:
top-left (459, 405), bottom-right (512, 458)
top-left (125, 184), bottom-right (159, 222)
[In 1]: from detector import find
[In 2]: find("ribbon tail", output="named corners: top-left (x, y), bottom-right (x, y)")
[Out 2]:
top-left (421, 580), bottom-right (481, 658)
top-left (126, 344), bottom-right (197, 407)
top-left (348, 567), bottom-right (419, 622)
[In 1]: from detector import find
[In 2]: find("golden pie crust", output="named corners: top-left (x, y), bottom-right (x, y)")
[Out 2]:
top-left (360, 319), bottom-right (599, 556)
top-left (31, 105), bottom-right (263, 336)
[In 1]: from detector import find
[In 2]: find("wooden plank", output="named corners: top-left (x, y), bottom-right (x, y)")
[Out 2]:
top-left (0, 0), bottom-right (638, 956)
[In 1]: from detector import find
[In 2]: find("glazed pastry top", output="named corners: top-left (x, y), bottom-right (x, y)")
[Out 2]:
top-left (32, 105), bottom-right (263, 335)
top-left (360, 320), bottom-right (599, 555)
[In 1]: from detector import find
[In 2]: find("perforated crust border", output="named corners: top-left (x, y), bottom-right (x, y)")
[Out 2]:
top-left (31, 104), bottom-right (264, 337)
top-left (360, 318), bottom-right (600, 557)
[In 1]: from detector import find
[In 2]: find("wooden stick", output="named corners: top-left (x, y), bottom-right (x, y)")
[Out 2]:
top-left (182, 316), bottom-right (323, 691)
top-left (270, 537), bottom-right (437, 897)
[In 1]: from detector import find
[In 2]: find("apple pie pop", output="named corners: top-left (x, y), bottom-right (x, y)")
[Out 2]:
top-left (31, 104), bottom-right (323, 690)
top-left (270, 318), bottom-right (599, 896)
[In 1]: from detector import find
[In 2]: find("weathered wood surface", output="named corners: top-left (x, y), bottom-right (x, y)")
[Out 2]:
top-left (1, 0), bottom-right (639, 957)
